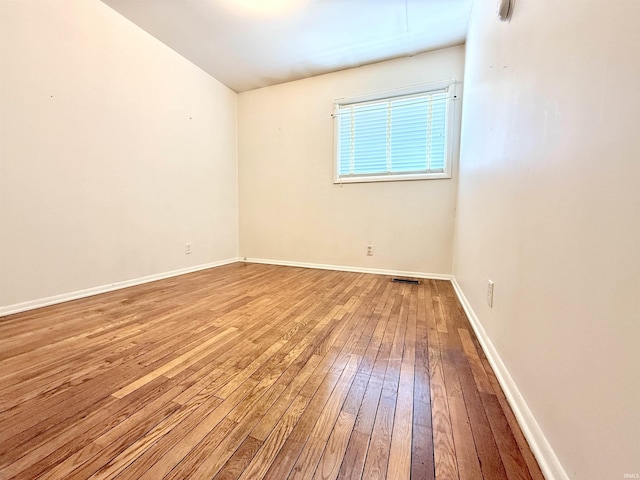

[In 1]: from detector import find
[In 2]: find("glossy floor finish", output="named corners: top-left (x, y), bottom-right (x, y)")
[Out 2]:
top-left (0, 263), bottom-right (544, 480)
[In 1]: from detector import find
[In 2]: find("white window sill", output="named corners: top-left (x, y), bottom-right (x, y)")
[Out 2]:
top-left (334, 172), bottom-right (451, 184)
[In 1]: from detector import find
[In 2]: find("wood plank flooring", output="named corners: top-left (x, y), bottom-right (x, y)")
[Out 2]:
top-left (0, 263), bottom-right (545, 480)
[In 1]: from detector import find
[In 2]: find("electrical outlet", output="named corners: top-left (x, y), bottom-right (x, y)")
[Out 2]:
top-left (366, 245), bottom-right (373, 256)
top-left (185, 243), bottom-right (192, 255)
top-left (487, 280), bottom-right (494, 307)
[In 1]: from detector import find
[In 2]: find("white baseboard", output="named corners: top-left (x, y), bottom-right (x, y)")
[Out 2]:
top-left (243, 257), bottom-right (452, 281)
top-left (0, 258), bottom-right (241, 317)
top-left (450, 277), bottom-right (569, 480)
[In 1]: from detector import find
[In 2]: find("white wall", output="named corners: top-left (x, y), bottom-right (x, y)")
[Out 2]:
top-left (454, 1), bottom-right (640, 478)
top-left (239, 47), bottom-right (464, 276)
top-left (0, 0), bottom-right (239, 309)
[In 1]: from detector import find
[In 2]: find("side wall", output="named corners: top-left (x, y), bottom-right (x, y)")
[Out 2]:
top-left (238, 47), bottom-right (465, 277)
top-left (454, 1), bottom-right (640, 478)
top-left (0, 0), bottom-right (239, 311)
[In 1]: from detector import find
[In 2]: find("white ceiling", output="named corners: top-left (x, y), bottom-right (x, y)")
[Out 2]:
top-left (101, 0), bottom-right (473, 92)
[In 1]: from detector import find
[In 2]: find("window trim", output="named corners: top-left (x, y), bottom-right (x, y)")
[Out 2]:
top-left (333, 80), bottom-right (457, 184)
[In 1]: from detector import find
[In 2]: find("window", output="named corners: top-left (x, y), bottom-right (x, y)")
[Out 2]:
top-left (334, 81), bottom-right (456, 183)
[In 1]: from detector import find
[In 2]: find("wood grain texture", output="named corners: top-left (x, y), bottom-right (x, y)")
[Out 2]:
top-left (0, 263), bottom-right (543, 480)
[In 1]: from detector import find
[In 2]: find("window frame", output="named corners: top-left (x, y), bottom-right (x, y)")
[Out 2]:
top-left (333, 80), bottom-right (456, 184)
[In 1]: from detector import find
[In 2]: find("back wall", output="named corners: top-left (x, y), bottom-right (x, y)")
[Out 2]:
top-left (239, 46), bottom-right (465, 276)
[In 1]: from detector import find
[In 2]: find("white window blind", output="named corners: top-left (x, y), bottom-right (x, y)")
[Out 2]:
top-left (334, 85), bottom-right (453, 183)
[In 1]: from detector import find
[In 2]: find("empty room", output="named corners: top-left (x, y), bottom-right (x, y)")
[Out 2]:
top-left (0, 0), bottom-right (638, 479)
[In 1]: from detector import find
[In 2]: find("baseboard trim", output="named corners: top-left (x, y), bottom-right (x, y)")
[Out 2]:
top-left (450, 277), bottom-right (568, 480)
top-left (243, 257), bottom-right (452, 281)
top-left (0, 258), bottom-right (242, 317)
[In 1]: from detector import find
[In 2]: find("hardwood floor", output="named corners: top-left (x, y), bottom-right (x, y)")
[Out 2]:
top-left (0, 263), bottom-right (544, 480)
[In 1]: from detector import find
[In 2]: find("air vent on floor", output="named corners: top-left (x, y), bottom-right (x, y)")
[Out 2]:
top-left (391, 278), bottom-right (421, 285)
